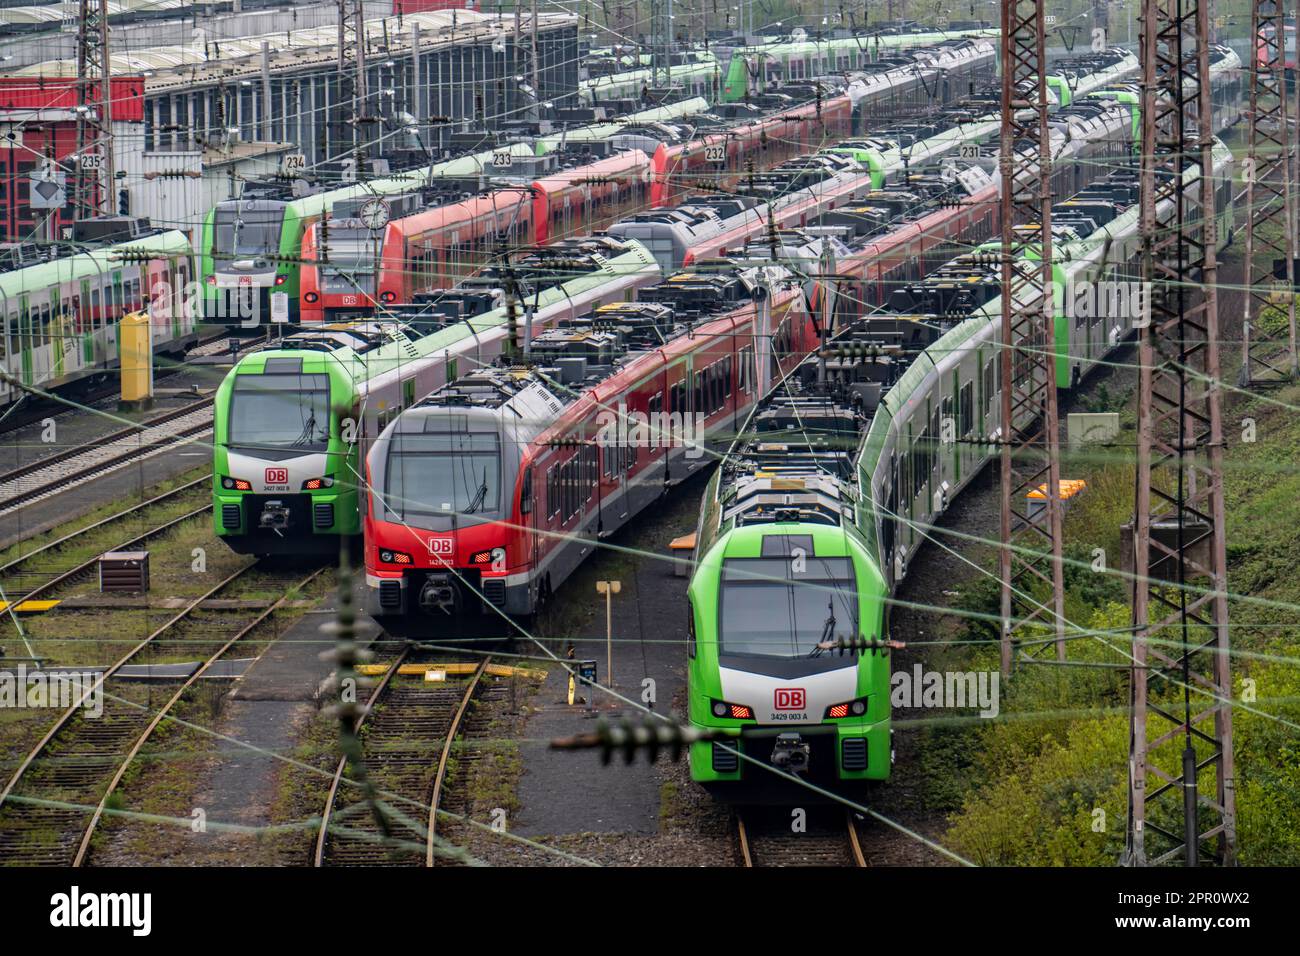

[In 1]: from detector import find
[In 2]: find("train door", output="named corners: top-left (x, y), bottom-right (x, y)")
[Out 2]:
top-left (54, 284), bottom-right (71, 378)
top-left (18, 294), bottom-right (32, 385)
top-left (883, 454), bottom-right (898, 582)
top-left (0, 292), bottom-right (10, 404)
top-left (903, 422), bottom-right (915, 552)
top-left (520, 461), bottom-right (537, 599)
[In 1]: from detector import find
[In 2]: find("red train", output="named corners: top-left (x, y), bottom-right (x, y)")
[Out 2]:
top-left (1257, 19), bottom-right (1297, 74)
top-left (362, 265), bottom-right (818, 624)
top-left (647, 93), bottom-right (856, 208)
top-left (299, 149), bottom-right (651, 323)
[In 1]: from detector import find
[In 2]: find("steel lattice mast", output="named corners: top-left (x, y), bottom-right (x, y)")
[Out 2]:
top-left (1241, 0), bottom-right (1299, 386)
top-left (998, 0), bottom-right (1067, 674)
top-left (337, 0), bottom-right (369, 172)
top-left (73, 0), bottom-right (114, 219)
top-left (651, 0), bottom-right (675, 89)
top-left (1127, 0), bottom-right (1236, 866)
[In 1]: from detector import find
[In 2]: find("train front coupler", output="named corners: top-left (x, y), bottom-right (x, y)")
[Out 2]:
top-left (257, 500), bottom-right (292, 533)
top-left (771, 732), bottom-right (811, 775)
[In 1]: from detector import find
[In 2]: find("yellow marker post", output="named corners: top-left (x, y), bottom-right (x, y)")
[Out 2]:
top-left (119, 310), bottom-right (154, 412)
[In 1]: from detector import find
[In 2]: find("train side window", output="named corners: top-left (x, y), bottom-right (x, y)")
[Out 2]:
top-left (959, 382), bottom-right (973, 439)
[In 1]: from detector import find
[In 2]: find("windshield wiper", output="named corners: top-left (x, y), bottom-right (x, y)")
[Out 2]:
top-left (463, 468), bottom-right (489, 515)
top-left (292, 411), bottom-right (318, 448)
top-left (810, 600), bottom-right (836, 658)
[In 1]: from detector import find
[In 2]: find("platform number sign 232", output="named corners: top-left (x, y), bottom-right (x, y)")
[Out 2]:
top-left (704, 144), bottom-right (727, 164)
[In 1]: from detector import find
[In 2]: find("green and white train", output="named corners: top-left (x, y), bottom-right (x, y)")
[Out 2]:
top-left (685, 139), bottom-right (1235, 796)
top-left (0, 224), bottom-right (196, 410)
top-left (211, 237), bottom-right (660, 554)
top-left (578, 26), bottom-right (1000, 107)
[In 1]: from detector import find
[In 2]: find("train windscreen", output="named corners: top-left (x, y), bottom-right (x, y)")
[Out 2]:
top-left (718, 557), bottom-right (858, 658)
top-left (227, 373), bottom-right (331, 452)
top-left (383, 431), bottom-right (502, 521)
top-left (318, 228), bottom-right (378, 295)
top-left (213, 205), bottom-right (286, 261)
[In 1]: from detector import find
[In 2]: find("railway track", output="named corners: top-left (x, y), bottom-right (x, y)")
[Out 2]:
top-left (0, 561), bottom-right (324, 866)
top-left (0, 477), bottom-right (212, 605)
top-left (188, 329), bottom-right (270, 361)
top-left (736, 808), bottom-right (868, 867)
top-left (314, 653), bottom-right (496, 867)
top-left (0, 400), bottom-right (214, 518)
top-left (0, 478), bottom-right (208, 598)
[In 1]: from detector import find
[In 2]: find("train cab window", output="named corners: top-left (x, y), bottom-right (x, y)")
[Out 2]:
top-left (520, 468), bottom-right (532, 515)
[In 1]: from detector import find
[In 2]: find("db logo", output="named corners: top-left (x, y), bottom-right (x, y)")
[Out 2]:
top-left (264, 468), bottom-right (289, 485)
top-left (427, 538), bottom-right (454, 556)
top-left (774, 688), bottom-right (805, 710)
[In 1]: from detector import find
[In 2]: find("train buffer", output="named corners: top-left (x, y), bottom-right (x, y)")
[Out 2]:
top-left (669, 532), bottom-right (697, 577)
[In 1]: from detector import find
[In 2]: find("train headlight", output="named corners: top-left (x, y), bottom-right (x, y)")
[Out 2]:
top-left (710, 700), bottom-right (753, 720)
top-left (470, 548), bottom-right (507, 565)
top-left (275, 275), bottom-right (287, 286)
top-left (206, 275), bottom-right (216, 286)
top-left (221, 476), bottom-right (252, 491)
top-left (825, 697), bottom-right (869, 719)
top-left (378, 549), bottom-right (413, 566)
top-left (302, 477), bottom-right (335, 490)
top-left (380, 291), bottom-right (396, 302)
top-left (304, 292), bottom-right (319, 303)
